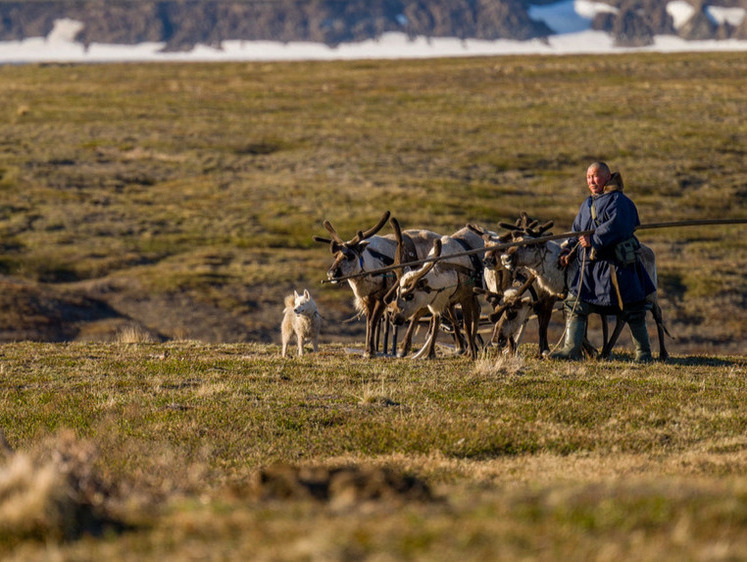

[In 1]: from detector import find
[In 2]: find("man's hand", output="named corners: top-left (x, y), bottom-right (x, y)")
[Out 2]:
top-left (579, 234), bottom-right (592, 248)
top-left (558, 250), bottom-right (571, 268)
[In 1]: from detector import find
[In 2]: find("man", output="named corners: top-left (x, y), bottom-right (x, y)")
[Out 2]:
top-left (551, 162), bottom-right (656, 362)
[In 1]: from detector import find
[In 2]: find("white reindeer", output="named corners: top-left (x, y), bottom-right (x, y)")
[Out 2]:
top-left (387, 226), bottom-right (485, 359)
top-left (469, 221), bottom-right (558, 357)
top-left (314, 212), bottom-right (440, 358)
top-left (500, 226), bottom-right (671, 360)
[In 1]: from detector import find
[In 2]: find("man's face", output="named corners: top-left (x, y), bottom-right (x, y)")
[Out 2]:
top-left (586, 166), bottom-right (609, 195)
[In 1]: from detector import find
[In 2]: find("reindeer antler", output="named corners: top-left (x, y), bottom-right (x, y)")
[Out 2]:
top-left (383, 217), bottom-right (405, 303)
top-left (469, 223), bottom-right (504, 244)
top-left (407, 239), bottom-right (441, 289)
top-left (323, 220), bottom-right (344, 244)
top-left (513, 273), bottom-right (537, 299)
top-left (348, 210), bottom-right (391, 245)
top-left (467, 223), bottom-right (485, 236)
top-left (498, 222), bottom-right (523, 232)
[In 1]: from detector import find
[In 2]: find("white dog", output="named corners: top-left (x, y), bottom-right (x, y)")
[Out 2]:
top-left (281, 289), bottom-right (321, 357)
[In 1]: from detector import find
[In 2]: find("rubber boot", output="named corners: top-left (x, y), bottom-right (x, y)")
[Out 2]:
top-left (627, 310), bottom-right (653, 363)
top-left (550, 314), bottom-right (587, 360)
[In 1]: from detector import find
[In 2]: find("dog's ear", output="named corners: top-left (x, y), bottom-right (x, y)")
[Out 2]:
top-left (294, 290), bottom-right (300, 299)
top-left (304, 289), bottom-right (310, 299)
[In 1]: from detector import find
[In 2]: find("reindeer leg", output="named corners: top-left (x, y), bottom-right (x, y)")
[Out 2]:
top-left (411, 317), bottom-right (435, 360)
top-left (507, 336), bottom-right (517, 355)
top-left (443, 306), bottom-right (464, 354)
top-left (601, 315), bottom-right (626, 358)
top-left (464, 299), bottom-right (480, 360)
top-left (365, 301), bottom-right (386, 358)
top-left (581, 317), bottom-right (599, 359)
top-left (382, 318), bottom-right (390, 356)
top-left (536, 301), bottom-right (554, 357)
top-left (426, 315), bottom-right (441, 359)
top-left (601, 313), bottom-right (609, 352)
top-left (655, 317), bottom-right (668, 361)
top-left (399, 315), bottom-right (420, 358)
top-left (650, 303), bottom-right (669, 361)
top-left (464, 296), bottom-right (477, 356)
top-left (461, 302), bottom-right (474, 359)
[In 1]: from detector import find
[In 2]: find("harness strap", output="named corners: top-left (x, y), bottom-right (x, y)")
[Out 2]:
top-left (437, 262), bottom-right (476, 277)
top-left (367, 248), bottom-right (395, 267)
top-left (451, 238), bottom-right (483, 284)
top-left (401, 234), bottom-right (418, 263)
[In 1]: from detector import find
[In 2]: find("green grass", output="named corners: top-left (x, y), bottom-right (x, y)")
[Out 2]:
top-left (0, 342), bottom-right (745, 558)
top-left (0, 54), bottom-right (745, 349)
top-left (0, 52), bottom-right (744, 557)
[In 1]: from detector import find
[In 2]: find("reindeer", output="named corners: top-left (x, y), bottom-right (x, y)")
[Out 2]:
top-left (386, 226), bottom-right (485, 359)
top-left (313, 211), bottom-right (440, 358)
top-left (499, 217), bottom-right (671, 360)
top-left (385, 219), bottom-right (467, 358)
top-left (487, 274), bottom-right (537, 355)
top-left (472, 218), bottom-right (559, 357)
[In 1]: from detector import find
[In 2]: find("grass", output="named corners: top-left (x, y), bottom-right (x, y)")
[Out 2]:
top-left (0, 52), bottom-right (744, 350)
top-left (0, 52), bottom-right (744, 557)
top-left (0, 342), bottom-right (744, 558)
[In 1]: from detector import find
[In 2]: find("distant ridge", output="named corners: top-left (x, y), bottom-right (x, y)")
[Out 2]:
top-left (0, 0), bottom-right (745, 52)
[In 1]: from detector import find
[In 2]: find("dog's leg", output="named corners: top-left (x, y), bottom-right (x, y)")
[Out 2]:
top-left (297, 332), bottom-right (304, 357)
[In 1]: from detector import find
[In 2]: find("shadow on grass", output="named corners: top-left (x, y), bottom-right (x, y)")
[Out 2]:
top-left (664, 356), bottom-right (745, 367)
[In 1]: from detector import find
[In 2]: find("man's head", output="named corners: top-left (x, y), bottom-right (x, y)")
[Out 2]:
top-left (586, 161), bottom-right (611, 195)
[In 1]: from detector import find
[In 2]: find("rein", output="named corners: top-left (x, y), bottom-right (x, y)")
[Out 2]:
top-left (321, 218), bottom-right (747, 285)
top-left (548, 245), bottom-right (588, 355)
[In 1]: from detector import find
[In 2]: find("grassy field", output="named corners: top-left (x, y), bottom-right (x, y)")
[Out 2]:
top-left (0, 52), bottom-right (745, 558)
top-left (0, 342), bottom-right (745, 559)
top-left (0, 52), bottom-right (745, 352)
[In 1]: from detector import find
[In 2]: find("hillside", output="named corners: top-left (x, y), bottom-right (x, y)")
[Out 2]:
top-left (0, 53), bottom-right (745, 355)
top-left (0, 0), bottom-right (745, 50)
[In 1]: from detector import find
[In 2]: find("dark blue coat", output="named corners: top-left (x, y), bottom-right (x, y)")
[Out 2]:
top-left (567, 189), bottom-right (656, 307)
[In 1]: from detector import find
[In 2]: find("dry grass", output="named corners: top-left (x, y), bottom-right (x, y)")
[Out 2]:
top-left (0, 454), bottom-right (65, 539)
top-left (114, 324), bottom-right (159, 344)
top-left (0, 52), bottom-right (744, 558)
top-left (0, 53), bottom-right (744, 352)
top-left (473, 351), bottom-right (526, 377)
top-left (0, 342), bottom-right (743, 558)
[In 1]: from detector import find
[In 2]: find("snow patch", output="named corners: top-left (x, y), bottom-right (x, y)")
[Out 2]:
top-left (706, 6), bottom-right (746, 27)
top-left (667, 1), bottom-right (696, 29)
top-left (1, 4), bottom-right (746, 65)
top-left (47, 18), bottom-right (84, 43)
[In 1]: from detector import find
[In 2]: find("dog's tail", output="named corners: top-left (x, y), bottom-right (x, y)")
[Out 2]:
top-left (284, 294), bottom-right (295, 310)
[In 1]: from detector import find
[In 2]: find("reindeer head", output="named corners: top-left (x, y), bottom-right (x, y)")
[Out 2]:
top-left (488, 274), bottom-right (536, 349)
top-left (467, 224), bottom-right (511, 270)
top-left (386, 239), bottom-right (441, 325)
top-left (498, 214), bottom-right (553, 271)
top-left (312, 211), bottom-right (391, 282)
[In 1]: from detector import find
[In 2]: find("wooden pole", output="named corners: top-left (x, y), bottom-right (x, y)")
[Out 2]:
top-left (320, 218), bottom-right (747, 284)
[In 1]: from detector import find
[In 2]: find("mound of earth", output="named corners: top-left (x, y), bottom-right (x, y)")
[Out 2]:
top-left (250, 464), bottom-right (434, 507)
